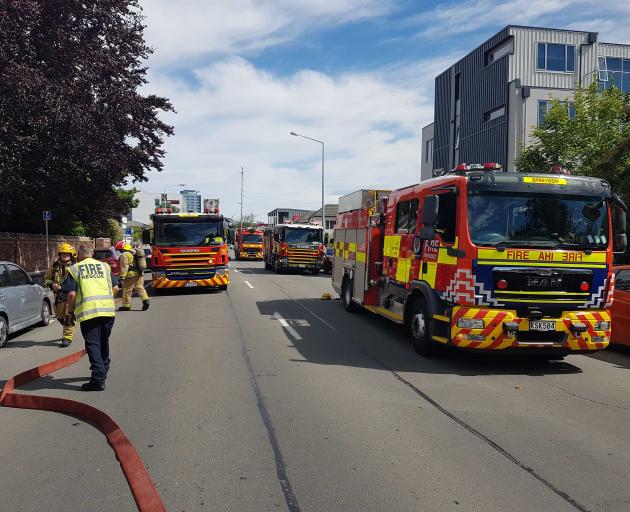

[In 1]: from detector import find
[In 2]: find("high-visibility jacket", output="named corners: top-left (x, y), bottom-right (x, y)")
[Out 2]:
top-left (119, 250), bottom-right (139, 279)
top-left (67, 258), bottom-right (116, 322)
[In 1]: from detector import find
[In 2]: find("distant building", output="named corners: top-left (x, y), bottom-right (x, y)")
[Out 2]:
top-left (421, 123), bottom-right (434, 181)
top-left (296, 204), bottom-right (338, 231)
top-left (267, 208), bottom-right (313, 227)
top-left (421, 25), bottom-right (630, 175)
top-left (181, 189), bottom-right (202, 213)
top-left (128, 190), bottom-right (182, 225)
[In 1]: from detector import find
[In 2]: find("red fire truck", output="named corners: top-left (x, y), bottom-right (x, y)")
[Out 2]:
top-left (143, 210), bottom-right (230, 291)
top-left (332, 164), bottom-right (627, 357)
top-left (236, 228), bottom-right (264, 260)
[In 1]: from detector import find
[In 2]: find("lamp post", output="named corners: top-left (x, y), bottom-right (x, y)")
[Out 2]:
top-left (290, 131), bottom-right (325, 229)
top-left (163, 183), bottom-right (186, 208)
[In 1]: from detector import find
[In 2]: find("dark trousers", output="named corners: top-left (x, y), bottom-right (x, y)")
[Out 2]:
top-left (80, 317), bottom-right (115, 384)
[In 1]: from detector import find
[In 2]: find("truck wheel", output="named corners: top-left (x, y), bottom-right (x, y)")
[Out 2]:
top-left (274, 258), bottom-right (281, 274)
top-left (39, 300), bottom-right (51, 326)
top-left (408, 299), bottom-right (435, 357)
top-left (265, 259), bottom-right (271, 270)
top-left (0, 316), bottom-right (8, 348)
top-left (342, 276), bottom-right (359, 313)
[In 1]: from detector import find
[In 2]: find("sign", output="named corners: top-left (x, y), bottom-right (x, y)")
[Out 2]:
top-left (523, 176), bottom-right (567, 185)
top-left (124, 228), bottom-right (132, 236)
top-left (43, 210), bottom-right (52, 221)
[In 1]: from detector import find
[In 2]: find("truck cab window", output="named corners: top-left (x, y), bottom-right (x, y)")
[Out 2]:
top-left (408, 199), bottom-right (419, 233)
top-left (396, 201), bottom-right (410, 232)
top-left (436, 192), bottom-right (457, 244)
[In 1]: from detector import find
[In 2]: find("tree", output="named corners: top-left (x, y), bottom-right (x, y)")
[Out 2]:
top-left (516, 82), bottom-right (630, 197)
top-left (0, 0), bottom-right (174, 235)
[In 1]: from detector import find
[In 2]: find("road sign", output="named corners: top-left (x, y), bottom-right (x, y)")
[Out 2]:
top-left (43, 211), bottom-right (52, 221)
top-left (124, 228), bottom-right (132, 236)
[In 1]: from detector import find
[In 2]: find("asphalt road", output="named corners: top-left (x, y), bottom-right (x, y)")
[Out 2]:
top-left (2, 261), bottom-right (630, 512)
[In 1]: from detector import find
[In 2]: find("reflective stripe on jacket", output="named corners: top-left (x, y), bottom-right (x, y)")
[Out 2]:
top-left (68, 258), bottom-right (116, 322)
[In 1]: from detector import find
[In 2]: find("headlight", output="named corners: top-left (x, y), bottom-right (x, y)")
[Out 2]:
top-left (595, 321), bottom-right (610, 331)
top-left (457, 318), bottom-right (485, 329)
top-left (155, 271), bottom-right (166, 278)
top-left (215, 269), bottom-right (226, 275)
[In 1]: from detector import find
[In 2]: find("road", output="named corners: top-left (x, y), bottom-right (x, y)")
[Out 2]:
top-left (2, 260), bottom-right (630, 512)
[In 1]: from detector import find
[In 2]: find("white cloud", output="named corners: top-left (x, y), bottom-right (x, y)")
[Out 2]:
top-left (140, 0), bottom-right (394, 67)
top-left (142, 58), bottom-right (436, 220)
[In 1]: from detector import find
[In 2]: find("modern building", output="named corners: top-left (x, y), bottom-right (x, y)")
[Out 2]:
top-left (127, 190), bottom-right (183, 225)
top-left (180, 189), bottom-right (202, 213)
top-left (267, 208), bottom-right (313, 227)
top-left (421, 25), bottom-right (630, 177)
top-left (420, 123), bottom-right (435, 182)
top-left (296, 204), bottom-right (338, 231)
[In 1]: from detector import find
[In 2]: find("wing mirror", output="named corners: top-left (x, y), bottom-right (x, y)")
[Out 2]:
top-left (419, 195), bottom-right (439, 240)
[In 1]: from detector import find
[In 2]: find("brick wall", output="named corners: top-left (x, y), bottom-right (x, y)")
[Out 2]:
top-left (0, 233), bottom-right (111, 272)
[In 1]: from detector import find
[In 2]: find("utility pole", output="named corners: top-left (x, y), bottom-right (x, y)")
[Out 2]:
top-left (239, 167), bottom-right (244, 231)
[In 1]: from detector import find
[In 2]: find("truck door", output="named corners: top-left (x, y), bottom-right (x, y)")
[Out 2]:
top-left (388, 198), bottom-right (418, 284)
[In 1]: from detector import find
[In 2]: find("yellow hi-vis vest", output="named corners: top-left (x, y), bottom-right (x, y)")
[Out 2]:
top-left (68, 258), bottom-right (116, 322)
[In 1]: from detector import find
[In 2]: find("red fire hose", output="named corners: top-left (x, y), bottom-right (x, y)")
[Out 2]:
top-left (1, 349), bottom-right (167, 512)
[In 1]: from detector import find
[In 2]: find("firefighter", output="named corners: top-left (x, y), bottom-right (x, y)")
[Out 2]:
top-left (64, 245), bottom-right (119, 391)
top-left (115, 241), bottom-right (149, 311)
top-left (44, 242), bottom-right (77, 347)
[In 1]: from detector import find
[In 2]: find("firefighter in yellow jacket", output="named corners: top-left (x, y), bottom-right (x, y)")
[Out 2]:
top-left (44, 242), bottom-right (77, 347)
top-left (115, 241), bottom-right (150, 311)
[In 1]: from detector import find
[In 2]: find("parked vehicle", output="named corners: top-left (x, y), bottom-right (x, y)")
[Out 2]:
top-left (93, 247), bottom-right (121, 276)
top-left (322, 246), bottom-right (334, 273)
top-left (611, 266), bottom-right (630, 347)
top-left (0, 261), bottom-right (52, 347)
top-left (236, 228), bottom-right (264, 260)
top-left (263, 223), bottom-right (324, 274)
top-left (332, 164), bottom-right (627, 357)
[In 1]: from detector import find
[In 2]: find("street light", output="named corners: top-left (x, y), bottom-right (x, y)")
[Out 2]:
top-left (163, 183), bottom-right (186, 208)
top-left (290, 131), bottom-right (325, 230)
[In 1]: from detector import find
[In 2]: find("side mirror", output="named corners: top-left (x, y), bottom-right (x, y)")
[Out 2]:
top-left (421, 195), bottom-right (439, 226)
top-left (142, 229), bottom-right (151, 245)
top-left (418, 226), bottom-right (436, 241)
top-left (614, 234), bottom-right (627, 254)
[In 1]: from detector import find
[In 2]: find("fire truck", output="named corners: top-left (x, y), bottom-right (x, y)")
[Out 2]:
top-left (263, 223), bottom-right (324, 273)
top-left (143, 209), bottom-right (230, 291)
top-left (332, 164), bottom-right (627, 357)
top-left (236, 228), bottom-right (264, 260)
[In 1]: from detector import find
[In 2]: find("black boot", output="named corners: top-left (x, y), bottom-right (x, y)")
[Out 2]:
top-left (81, 381), bottom-right (105, 391)
top-left (142, 300), bottom-right (150, 311)
top-left (118, 306), bottom-right (130, 311)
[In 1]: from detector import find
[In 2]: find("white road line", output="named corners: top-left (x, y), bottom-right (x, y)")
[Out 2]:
top-left (273, 311), bottom-right (302, 340)
top-left (244, 280), bottom-right (254, 289)
top-left (232, 269), bottom-right (239, 273)
top-left (293, 299), bottom-right (336, 331)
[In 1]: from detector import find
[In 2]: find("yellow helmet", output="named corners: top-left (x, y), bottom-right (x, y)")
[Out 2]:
top-left (123, 243), bottom-right (133, 251)
top-left (57, 242), bottom-right (77, 258)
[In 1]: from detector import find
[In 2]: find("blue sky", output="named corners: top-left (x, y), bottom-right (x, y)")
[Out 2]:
top-left (138, 0), bottom-right (629, 220)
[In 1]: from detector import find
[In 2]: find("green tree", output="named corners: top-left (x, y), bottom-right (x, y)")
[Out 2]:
top-left (517, 82), bottom-right (630, 197)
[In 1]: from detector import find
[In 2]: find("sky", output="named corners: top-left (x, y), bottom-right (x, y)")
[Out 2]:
top-left (138, 0), bottom-right (630, 221)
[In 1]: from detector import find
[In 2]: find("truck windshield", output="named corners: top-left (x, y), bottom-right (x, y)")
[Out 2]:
top-left (467, 193), bottom-right (609, 249)
top-left (283, 228), bottom-right (322, 244)
top-left (155, 221), bottom-right (224, 246)
top-left (241, 234), bottom-right (262, 243)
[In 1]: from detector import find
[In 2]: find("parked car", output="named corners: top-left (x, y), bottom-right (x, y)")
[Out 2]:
top-left (93, 247), bottom-right (121, 276)
top-left (143, 247), bottom-right (152, 272)
top-left (322, 247), bottom-right (334, 273)
top-left (0, 261), bottom-right (52, 348)
top-left (611, 265), bottom-right (630, 347)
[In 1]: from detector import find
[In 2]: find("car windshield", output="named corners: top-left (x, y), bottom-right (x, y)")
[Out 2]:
top-left (283, 228), bottom-right (322, 244)
top-left (241, 234), bottom-right (262, 243)
top-left (467, 192), bottom-right (609, 249)
top-left (155, 221), bottom-right (224, 246)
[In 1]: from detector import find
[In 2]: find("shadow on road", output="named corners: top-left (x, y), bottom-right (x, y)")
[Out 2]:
top-left (19, 375), bottom-right (87, 392)
top-left (589, 345), bottom-right (630, 370)
top-left (6, 337), bottom-right (61, 349)
top-left (234, 266), bottom-right (332, 278)
top-left (256, 298), bottom-right (584, 377)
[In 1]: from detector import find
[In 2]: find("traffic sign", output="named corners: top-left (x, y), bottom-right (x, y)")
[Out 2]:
top-left (124, 228), bottom-right (132, 236)
top-left (43, 211), bottom-right (52, 221)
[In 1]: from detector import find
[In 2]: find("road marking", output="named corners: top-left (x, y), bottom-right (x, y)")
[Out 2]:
top-left (273, 312), bottom-right (302, 340)
top-left (233, 269), bottom-right (239, 273)
top-left (244, 280), bottom-right (254, 289)
top-left (294, 299), bottom-right (336, 331)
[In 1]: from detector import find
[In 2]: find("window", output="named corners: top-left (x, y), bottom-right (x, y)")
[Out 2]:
top-left (483, 106), bottom-right (505, 123)
top-left (0, 265), bottom-right (8, 288)
top-left (538, 100), bottom-right (576, 126)
top-left (325, 219), bottom-right (335, 230)
top-left (425, 139), bottom-right (433, 163)
top-left (395, 200), bottom-right (419, 233)
top-left (598, 57), bottom-right (630, 93)
top-left (435, 193), bottom-right (457, 244)
top-left (6, 264), bottom-right (31, 286)
top-left (485, 38), bottom-right (513, 66)
top-left (616, 270), bottom-right (630, 291)
top-left (154, 198), bottom-right (160, 206)
top-left (537, 43), bottom-right (575, 72)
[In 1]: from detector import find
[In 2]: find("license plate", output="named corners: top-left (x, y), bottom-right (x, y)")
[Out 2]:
top-left (184, 281), bottom-right (198, 287)
top-left (529, 320), bottom-right (556, 331)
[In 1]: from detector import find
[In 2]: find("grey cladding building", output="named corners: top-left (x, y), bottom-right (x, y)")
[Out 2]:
top-left (421, 25), bottom-right (630, 179)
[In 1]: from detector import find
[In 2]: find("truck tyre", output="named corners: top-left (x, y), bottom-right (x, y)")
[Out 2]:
top-left (342, 276), bottom-right (359, 313)
top-left (274, 257), bottom-right (281, 274)
top-left (0, 316), bottom-right (8, 348)
top-left (408, 298), bottom-right (435, 357)
top-left (265, 259), bottom-right (271, 270)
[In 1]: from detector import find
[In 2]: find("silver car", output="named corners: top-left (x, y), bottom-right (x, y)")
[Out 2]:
top-left (0, 261), bottom-right (52, 348)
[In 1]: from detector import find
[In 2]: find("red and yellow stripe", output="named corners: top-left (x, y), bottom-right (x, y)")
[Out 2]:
top-left (152, 273), bottom-right (229, 289)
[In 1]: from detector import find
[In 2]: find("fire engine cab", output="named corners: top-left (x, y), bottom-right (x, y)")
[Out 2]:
top-left (332, 164), bottom-right (627, 357)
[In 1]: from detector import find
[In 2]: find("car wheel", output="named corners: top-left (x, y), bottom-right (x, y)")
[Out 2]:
top-left (408, 299), bottom-right (435, 357)
top-left (0, 316), bottom-right (8, 348)
top-left (39, 301), bottom-right (52, 326)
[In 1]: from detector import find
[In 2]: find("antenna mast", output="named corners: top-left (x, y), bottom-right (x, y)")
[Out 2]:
top-left (239, 167), bottom-right (244, 230)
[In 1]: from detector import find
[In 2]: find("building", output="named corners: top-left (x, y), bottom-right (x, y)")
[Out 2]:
top-left (267, 208), bottom-right (313, 227)
top-left (420, 123), bottom-right (435, 182)
top-left (296, 204), bottom-right (338, 230)
top-left (421, 25), bottom-right (630, 177)
top-left (127, 190), bottom-right (183, 225)
top-left (180, 189), bottom-right (202, 213)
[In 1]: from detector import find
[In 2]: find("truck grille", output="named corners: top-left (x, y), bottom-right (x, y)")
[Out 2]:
top-left (287, 248), bottom-right (318, 264)
top-left (162, 251), bottom-right (218, 267)
top-left (493, 267), bottom-right (592, 302)
top-left (515, 331), bottom-right (567, 344)
top-left (165, 268), bottom-right (221, 280)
